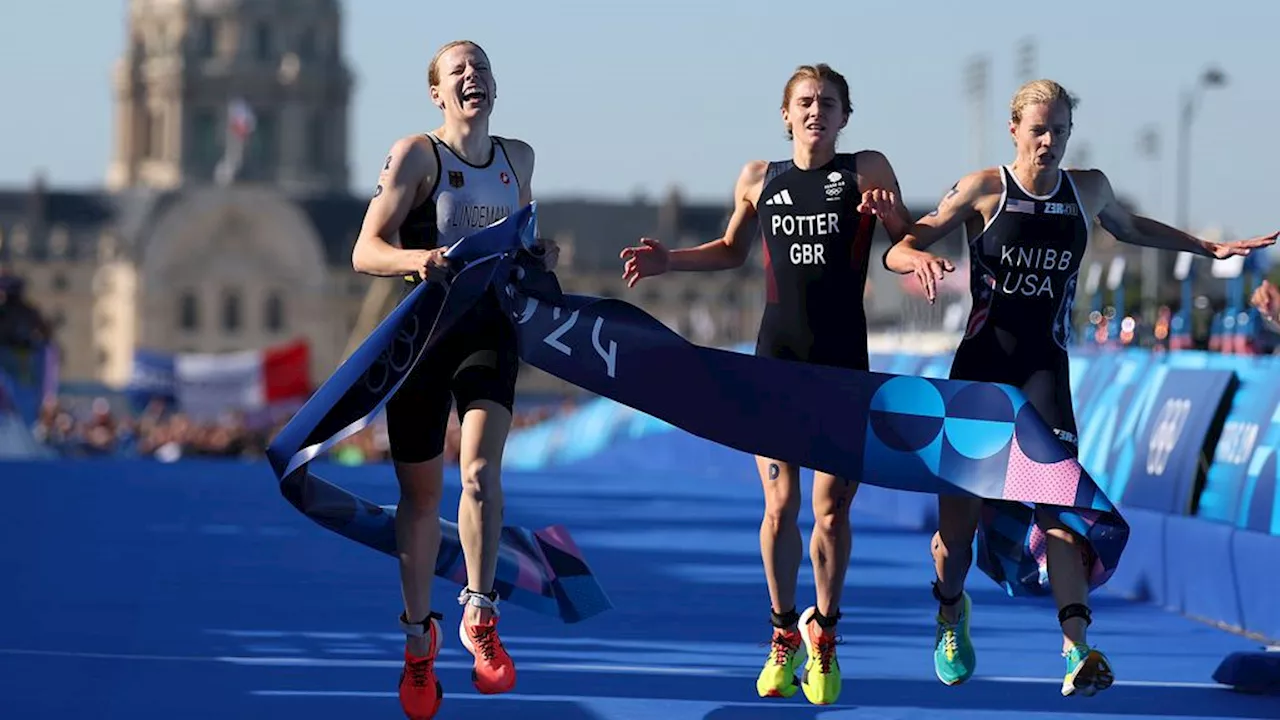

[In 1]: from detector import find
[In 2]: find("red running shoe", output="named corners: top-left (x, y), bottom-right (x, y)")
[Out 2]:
top-left (398, 611), bottom-right (443, 719)
top-left (458, 589), bottom-right (516, 694)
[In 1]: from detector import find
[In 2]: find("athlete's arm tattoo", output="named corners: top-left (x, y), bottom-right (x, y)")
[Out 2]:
top-left (928, 184), bottom-right (960, 217)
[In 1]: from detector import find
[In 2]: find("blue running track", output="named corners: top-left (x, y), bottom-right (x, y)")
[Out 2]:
top-left (2, 438), bottom-right (1277, 719)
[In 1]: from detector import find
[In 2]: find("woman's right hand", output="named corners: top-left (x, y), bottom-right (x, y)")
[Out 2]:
top-left (406, 247), bottom-right (451, 282)
top-left (620, 237), bottom-right (671, 288)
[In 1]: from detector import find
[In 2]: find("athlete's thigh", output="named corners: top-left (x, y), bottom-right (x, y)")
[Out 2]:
top-left (393, 455), bottom-right (446, 506)
top-left (756, 456), bottom-right (802, 508)
top-left (457, 400), bottom-right (513, 469)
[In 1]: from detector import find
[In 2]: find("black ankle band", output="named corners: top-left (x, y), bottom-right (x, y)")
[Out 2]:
top-left (1058, 603), bottom-right (1092, 627)
top-left (465, 588), bottom-right (499, 602)
top-left (770, 607), bottom-right (799, 628)
top-left (400, 610), bottom-right (443, 624)
top-left (932, 580), bottom-right (963, 607)
top-left (812, 608), bottom-right (842, 629)
top-left (399, 610), bottom-right (443, 637)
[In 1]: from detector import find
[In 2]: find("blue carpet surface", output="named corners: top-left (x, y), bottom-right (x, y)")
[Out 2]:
top-left (1, 451), bottom-right (1276, 719)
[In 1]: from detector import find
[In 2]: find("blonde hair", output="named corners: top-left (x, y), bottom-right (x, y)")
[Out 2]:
top-left (1010, 79), bottom-right (1078, 125)
top-left (427, 40), bottom-right (487, 87)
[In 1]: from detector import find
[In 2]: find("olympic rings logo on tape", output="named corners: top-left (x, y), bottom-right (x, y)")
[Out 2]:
top-left (363, 313), bottom-right (422, 394)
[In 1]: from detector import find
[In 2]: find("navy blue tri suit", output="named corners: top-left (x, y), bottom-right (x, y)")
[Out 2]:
top-left (949, 166), bottom-right (1089, 451)
top-left (383, 133), bottom-right (523, 463)
top-left (754, 154), bottom-right (878, 372)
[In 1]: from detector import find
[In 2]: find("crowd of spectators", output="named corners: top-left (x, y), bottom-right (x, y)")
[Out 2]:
top-left (29, 394), bottom-right (567, 464)
top-left (33, 397), bottom-right (262, 460)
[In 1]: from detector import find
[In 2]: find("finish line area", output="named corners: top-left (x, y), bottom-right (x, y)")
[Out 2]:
top-left (2, 448), bottom-right (1275, 720)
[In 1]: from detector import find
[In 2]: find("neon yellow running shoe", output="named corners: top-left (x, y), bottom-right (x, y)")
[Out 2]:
top-left (933, 591), bottom-right (976, 685)
top-left (755, 627), bottom-right (802, 698)
top-left (1062, 644), bottom-right (1114, 697)
top-left (798, 606), bottom-right (841, 705)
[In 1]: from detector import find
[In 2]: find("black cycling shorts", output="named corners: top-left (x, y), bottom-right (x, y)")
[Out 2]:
top-left (384, 299), bottom-right (519, 463)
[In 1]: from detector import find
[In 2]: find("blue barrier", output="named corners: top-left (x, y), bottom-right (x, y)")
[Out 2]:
top-left (1113, 365), bottom-right (1235, 515)
top-left (1166, 353), bottom-right (1280, 525)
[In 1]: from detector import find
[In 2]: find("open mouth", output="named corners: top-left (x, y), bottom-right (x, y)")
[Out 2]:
top-left (805, 123), bottom-right (826, 133)
top-left (461, 88), bottom-right (487, 105)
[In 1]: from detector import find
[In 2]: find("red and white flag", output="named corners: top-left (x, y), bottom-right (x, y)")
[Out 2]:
top-left (174, 340), bottom-right (310, 419)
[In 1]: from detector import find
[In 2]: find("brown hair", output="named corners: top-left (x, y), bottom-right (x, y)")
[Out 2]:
top-left (427, 40), bottom-right (487, 87)
top-left (781, 64), bottom-right (852, 139)
top-left (1010, 79), bottom-right (1078, 125)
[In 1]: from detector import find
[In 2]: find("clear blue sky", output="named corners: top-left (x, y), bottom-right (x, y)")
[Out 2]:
top-left (2, 0), bottom-right (1276, 238)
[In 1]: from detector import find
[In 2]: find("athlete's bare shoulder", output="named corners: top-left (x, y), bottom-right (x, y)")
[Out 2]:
top-left (738, 159), bottom-right (769, 206)
top-left (849, 148), bottom-right (900, 194)
top-left (382, 133), bottom-right (438, 186)
top-left (958, 167), bottom-right (1006, 218)
top-left (918, 167), bottom-right (1003, 229)
top-left (390, 133), bottom-right (435, 161)
top-left (967, 167), bottom-right (1005, 194)
top-left (1064, 168), bottom-right (1116, 222)
top-left (937, 167), bottom-right (1003, 207)
top-left (1064, 167), bottom-right (1107, 196)
top-left (850, 148), bottom-right (890, 167)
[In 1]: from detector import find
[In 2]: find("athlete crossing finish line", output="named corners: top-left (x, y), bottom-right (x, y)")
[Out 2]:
top-left (347, 39), bottom-right (553, 719)
top-left (621, 62), bottom-right (912, 706)
top-left (885, 79), bottom-right (1276, 697)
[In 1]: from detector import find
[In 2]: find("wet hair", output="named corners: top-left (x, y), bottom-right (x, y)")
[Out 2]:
top-left (427, 40), bottom-right (488, 87)
top-left (1010, 79), bottom-right (1078, 125)
top-left (781, 64), bottom-right (852, 139)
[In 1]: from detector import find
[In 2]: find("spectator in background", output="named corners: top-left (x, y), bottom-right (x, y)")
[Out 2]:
top-left (0, 272), bottom-right (51, 350)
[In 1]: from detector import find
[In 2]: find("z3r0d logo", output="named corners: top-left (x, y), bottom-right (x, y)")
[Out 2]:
top-left (1146, 397), bottom-right (1192, 476)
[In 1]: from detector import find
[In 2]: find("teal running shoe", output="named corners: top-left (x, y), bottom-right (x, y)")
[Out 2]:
top-left (1061, 643), bottom-right (1114, 697)
top-left (933, 591), bottom-right (976, 685)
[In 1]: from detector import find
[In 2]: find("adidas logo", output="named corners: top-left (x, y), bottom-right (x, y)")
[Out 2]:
top-left (764, 189), bottom-right (794, 206)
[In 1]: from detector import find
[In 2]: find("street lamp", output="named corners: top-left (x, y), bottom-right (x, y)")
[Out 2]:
top-left (1137, 125), bottom-right (1160, 318)
top-left (1171, 66), bottom-right (1227, 344)
top-left (964, 55), bottom-right (990, 168)
top-left (1176, 66), bottom-right (1228, 232)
